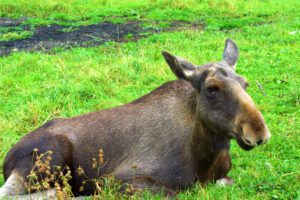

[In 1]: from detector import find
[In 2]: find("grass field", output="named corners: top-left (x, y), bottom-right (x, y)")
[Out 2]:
top-left (0, 0), bottom-right (299, 199)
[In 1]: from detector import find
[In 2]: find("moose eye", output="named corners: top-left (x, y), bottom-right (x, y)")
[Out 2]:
top-left (206, 86), bottom-right (219, 96)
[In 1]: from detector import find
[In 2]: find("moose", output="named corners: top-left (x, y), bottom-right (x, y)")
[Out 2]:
top-left (0, 39), bottom-right (270, 199)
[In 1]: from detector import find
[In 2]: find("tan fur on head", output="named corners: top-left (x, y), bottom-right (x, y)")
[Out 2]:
top-left (233, 87), bottom-right (271, 147)
top-left (205, 76), bottom-right (224, 90)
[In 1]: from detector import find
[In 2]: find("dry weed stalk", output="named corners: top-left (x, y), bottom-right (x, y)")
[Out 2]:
top-left (25, 148), bottom-right (73, 199)
top-left (76, 148), bottom-right (123, 199)
top-left (24, 148), bottom-right (133, 199)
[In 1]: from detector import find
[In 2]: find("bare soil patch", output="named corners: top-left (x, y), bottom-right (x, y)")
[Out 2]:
top-left (0, 18), bottom-right (203, 56)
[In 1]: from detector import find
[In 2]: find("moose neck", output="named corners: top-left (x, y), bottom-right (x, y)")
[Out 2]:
top-left (190, 104), bottom-right (231, 180)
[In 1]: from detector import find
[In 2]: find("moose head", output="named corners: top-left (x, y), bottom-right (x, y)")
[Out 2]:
top-left (162, 39), bottom-right (271, 150)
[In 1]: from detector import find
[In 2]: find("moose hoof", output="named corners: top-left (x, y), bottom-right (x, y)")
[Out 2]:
top-left (216, 177), bottom-right (234, 186)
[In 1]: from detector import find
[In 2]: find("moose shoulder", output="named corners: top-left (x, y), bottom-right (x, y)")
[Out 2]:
top-left (0, 39), bottom-right (270, 198)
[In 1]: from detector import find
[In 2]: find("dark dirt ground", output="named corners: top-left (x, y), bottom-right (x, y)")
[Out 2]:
top-left (0, 18), bottom-right (203, 56)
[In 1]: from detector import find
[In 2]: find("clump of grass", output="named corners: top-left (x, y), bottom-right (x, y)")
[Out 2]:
top-left (0, 31), bottom-right (33, 41)
top-left (60, 27), bottom-right (79, 33)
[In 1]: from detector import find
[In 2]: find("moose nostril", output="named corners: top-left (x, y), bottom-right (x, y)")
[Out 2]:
top-left (244, 138), bottom-right (252, 145)
top-left (256, 139), bottom-right (263, 145)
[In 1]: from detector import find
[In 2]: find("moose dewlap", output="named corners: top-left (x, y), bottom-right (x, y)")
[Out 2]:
top-left (0, 39), bottom-right (270, 198)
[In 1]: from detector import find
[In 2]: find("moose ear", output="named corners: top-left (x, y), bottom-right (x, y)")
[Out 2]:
top-left (162, 51), bottom-right (196, 80)
top-left (222, 39), bottom-right (239, 70)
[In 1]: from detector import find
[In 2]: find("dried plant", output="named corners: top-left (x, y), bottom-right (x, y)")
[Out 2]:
top-left (75, 148), bottom-right (124, 199)
top-left (23, 148), bottom-right (140, 199)
top-left (24, 148), bottom-right (73, 199)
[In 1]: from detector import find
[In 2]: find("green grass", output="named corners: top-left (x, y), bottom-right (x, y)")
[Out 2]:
top-left (0, 0), bottom-right (299, 25)
top-left (0, 30), bottom-right (33, 41)
top-left (0, 0), bottom-right (300, 199)
top-left (0, 26), bottom-right (34, 41)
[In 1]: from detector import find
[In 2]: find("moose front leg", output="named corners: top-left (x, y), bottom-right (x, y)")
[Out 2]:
top-left (205, 149), bottom-right (233, 185)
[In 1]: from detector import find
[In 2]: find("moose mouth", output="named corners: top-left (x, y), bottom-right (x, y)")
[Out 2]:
top-left (231, 132), bottom-right (254, 151)
top-left (236, 136), bottom-right (254, 151)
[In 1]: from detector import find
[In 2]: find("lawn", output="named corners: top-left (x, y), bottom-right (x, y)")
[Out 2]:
top-left (0, 0), bottom-right (299, 199)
